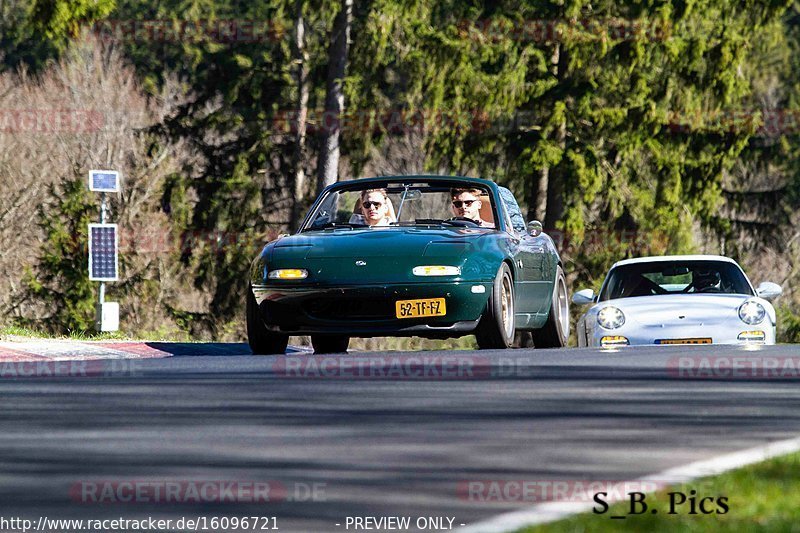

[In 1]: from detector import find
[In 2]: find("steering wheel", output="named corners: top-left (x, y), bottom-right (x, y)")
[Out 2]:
top-left (447, 216), bottom-right (481, 227)
top-left (682, 281), bottom-right (721, 293)
top-left (696, 286), bottom-right (722, 293)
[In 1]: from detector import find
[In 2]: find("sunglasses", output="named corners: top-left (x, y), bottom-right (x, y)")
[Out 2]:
top-left (363, 201), bottom-right (383, 209)
top-left (452, 199), bottom-right (477, 208)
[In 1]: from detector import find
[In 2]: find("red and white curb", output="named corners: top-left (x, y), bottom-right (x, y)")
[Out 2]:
top-left (0, 340), bottom-right (176, 362)
top-left (0, 340), bottom-right (311, 363)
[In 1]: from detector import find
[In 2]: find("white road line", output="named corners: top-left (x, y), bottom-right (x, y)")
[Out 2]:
top-left (459, 434), bottom-right (800, 533)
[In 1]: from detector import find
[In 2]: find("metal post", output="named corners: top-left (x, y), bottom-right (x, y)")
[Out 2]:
top-left (98, 193), bottom-right (107, 308)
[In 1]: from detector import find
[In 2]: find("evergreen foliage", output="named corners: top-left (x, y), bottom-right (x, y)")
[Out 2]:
top-left (3, 0), bottom-right (800, 338)
top-left (24, 177), bottom-right (98, 333)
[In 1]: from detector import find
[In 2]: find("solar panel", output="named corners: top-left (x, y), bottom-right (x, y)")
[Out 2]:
top-left (89, 170), bottom-right (120, 192)
top-left (88, 224), bottom-right (119, 281)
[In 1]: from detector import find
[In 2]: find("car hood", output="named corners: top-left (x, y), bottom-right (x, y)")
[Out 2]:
top-left (263, 227), bottom-right (498, 285)
top-left (272, 227), bottom-right (491, 259)
top-left (590, 293), bottom-right (775, 326)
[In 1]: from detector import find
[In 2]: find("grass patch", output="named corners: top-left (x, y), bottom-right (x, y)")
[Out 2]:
top-left (0, 325), bottom-right (191, 342)
top-left (0, 324), bottom-right (477, 349)
top-left (518, 451), bottom-right (800, 532)
top-left (1, 324), bottom-right (477, 349)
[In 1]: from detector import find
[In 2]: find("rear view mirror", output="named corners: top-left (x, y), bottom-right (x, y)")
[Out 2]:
top-left (395, 187), bottom-right (421, 221)
top-left (756, 281), bottom-right (782, 301)
top-left (572, 288), bottom-right (595, 305)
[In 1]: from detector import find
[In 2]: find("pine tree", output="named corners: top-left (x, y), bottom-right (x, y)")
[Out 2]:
top-left (24, 177), bottom-right (98, 333)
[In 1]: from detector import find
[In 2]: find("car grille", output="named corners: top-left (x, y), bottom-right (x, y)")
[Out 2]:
top-left (304, 297), bottom-right (395, 321)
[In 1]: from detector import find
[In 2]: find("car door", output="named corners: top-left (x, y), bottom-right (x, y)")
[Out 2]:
top-left (497, 187), bottom-right (552, 325)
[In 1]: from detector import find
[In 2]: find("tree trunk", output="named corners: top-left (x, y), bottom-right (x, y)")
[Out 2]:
top-left (543, 43), bottom-right (567, 230)
top-left (528, 167), bottom-right (549, 223)
top-left (290, 0), bottom-right (309, 232)
top-left (544, 115), bottom-right (566, 230)
top-left (316, 0), bottom-right (353, 194)
top-left (527, 42), bottom-right (563, 226)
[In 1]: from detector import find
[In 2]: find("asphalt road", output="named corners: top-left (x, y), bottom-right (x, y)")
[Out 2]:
top-left (2, 343), bottom-right (800, 532)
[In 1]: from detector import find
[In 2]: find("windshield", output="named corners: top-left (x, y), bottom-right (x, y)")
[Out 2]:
top-left (598, 260), bottom-right (754, 301)
top-left (301, 182), bottom-right (498, 231)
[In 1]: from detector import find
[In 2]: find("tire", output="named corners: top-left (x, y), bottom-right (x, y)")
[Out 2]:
top-left (246, 286), bottom-right (289, 355)
top-left (475, 263), bottom-right (515, 349)
top-left (311, 335), bottom-right (350, 354)
top-left (531, 265), bottom-right (569, 348)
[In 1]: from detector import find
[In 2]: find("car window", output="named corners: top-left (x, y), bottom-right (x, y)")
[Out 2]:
top-left (497, 186), bottom-right (526, 234)
top-left (598, 260), bottom-right (754, 301)
top-left (302, 182), bottom-right (498, 230)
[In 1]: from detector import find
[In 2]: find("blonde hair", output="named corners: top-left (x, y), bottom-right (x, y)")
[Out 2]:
top-left (361, 188), bottom-right (388, 201)
top-left (450, 187), bottom-right (483, 198)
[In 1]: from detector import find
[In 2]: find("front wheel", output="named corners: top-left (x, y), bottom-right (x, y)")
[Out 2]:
top-left (246, 287), bottom-right (289, 355)
top-left (311, 335), bottom-right (350, 354)
top-left (531, 265), bottom-right (569, 348)
top-left (475, 263), bottom-right (515, 349)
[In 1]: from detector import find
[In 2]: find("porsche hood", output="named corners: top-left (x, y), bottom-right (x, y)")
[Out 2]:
top-left (594, 293), bottom-right (776, 327)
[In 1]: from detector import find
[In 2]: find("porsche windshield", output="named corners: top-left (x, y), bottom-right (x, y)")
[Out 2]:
top-left (598, 260), bottom-right (754, 301)
top-left (301, 182), bottom-right (497, 231)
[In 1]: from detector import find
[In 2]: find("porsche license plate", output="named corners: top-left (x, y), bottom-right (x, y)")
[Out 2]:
top-left (396, 298), bottom-right (446, 319)
top-left (655, 338), bottom-right (712, 345)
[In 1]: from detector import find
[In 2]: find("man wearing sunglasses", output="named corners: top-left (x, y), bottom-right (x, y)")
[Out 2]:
top-left (450, 188), bottom-right (495, 228)
top-left (359, 188), bottom-right (395, 227)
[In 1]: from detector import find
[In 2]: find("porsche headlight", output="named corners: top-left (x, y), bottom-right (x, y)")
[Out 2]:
top-left (268, 269), bottom-right (308, 280)
top-left (597, 306), bottom-right (625, 330)
top-left (738, 301), bottom-right (765, 325)
top-left (412, 266), bottom-right (461, 276)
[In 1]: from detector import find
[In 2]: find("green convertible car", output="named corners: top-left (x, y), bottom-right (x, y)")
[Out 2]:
top-left (247, 175), bottom-right (569, 354)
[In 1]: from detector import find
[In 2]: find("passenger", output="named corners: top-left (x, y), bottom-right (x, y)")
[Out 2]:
top-left (450, 188), bottom-right (495, 228)
top-left (359, 188), bottom-right (396, 227)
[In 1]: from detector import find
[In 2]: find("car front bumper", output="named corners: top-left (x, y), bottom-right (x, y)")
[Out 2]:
top-left (584, 322), bottom-right (776, 347)
top-left (252, 281), bottom-right (492, 338)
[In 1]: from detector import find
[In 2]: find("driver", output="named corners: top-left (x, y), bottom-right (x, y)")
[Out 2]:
top-left (693, 269), bottom-right (721, 292)
top-left (359, 188), bottom-right (395, 227)
top-left (450, 188), bottom-right (495, 228)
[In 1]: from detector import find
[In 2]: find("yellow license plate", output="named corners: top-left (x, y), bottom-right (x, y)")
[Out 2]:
top-left (656, 338), bottom-right (712, 345)
top-left (395, 298), bottom-right (446, 319)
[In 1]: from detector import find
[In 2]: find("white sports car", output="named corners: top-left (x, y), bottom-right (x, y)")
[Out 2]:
top-left (573, 255), bottom-right (783, 347)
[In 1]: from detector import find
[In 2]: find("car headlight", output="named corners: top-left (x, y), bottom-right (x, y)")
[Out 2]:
top-left (597, 306), bottom-right (625, 330)
top-left (738, 300), bottom-right (765, 325)
top-left (268, 269), bottom-right (308, 280)
top-left (412, 266), bottom-right (461, 276)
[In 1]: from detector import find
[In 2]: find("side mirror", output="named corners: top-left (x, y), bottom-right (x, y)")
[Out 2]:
top-left (527, 220), bottom-right (543, 237)
top-left (756, 281), bottom-right (782, 301)
top-left (572, 288), bottom-right (595, 305)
